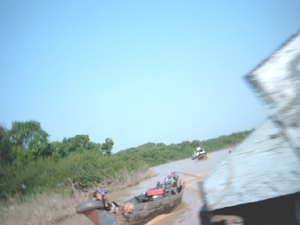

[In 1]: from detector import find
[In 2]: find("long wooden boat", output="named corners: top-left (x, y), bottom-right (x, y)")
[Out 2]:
top-left (76, 190), bottom-right (183, 225)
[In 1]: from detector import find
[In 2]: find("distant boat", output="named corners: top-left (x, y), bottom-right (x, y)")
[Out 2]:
top-left (191, 147), bottom-right (207, 160)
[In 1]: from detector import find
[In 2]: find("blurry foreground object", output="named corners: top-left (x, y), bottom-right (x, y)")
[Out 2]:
top-left (245, 31), bottom-right (300, 152)
top-left (199, 30), bottom-right (300, 225)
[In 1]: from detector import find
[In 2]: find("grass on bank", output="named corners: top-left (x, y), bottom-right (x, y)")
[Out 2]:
top-left (0, 168), bottom-right (155, 225)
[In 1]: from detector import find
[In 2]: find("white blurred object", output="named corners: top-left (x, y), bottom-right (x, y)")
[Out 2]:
top-left (245, 30), bottom-right (300, 152)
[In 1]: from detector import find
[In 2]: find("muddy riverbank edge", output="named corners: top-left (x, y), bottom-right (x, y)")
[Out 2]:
top-left (0, 169), bottom-right (155, 225)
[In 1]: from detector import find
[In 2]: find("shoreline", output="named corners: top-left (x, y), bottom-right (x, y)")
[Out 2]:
top-left (0, 169), bottom-right (156, 225)
top-left (1, 148), bottom-right (233, 225)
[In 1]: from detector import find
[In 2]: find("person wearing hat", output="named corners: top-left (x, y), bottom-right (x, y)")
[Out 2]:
top-left (93, 188), bottom-right (134, 215)
top-left (160, 172), bottom-right (176, 194)
top-left (93, 188), bottom-right (120, 213)
top-left (162, 171), bottom-right (176, 185)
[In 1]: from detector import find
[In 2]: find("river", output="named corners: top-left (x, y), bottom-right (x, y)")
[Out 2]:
top-left (59, 148), bottom-right (231, 225)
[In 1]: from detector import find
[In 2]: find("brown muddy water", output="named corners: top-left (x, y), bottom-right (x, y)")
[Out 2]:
top-left (59, 148), bottom-right (231, 225)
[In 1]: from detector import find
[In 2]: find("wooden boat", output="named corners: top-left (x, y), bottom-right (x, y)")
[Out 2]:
top-left (76, 186), bottom-right (183, 225)
top-left (191, 147), bottom-right (207, 160)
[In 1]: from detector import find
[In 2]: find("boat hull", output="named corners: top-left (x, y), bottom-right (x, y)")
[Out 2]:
top-left (191, 153), bottom-right (207, 160)
top-left (76, 191), bottom-right (183, 225)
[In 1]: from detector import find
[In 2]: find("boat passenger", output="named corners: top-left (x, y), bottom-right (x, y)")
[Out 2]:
top-left (93, 188), bottom-right (119, 213)
top-left (119, 202), bottom-right (134, 215)
top-left (161, 172), bottom-right (176, 194)
top-left (174, 174), bottom-right (185, 193)
top-left (162, 172), bottom-right (176, 185)
top-left (194, 150), bottom-right (198, 157)
top-left (93, 187), bottom-right (134, 215)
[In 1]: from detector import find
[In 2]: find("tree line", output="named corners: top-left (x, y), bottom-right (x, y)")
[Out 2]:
top-left (0, 120), bottom-right (253, 200)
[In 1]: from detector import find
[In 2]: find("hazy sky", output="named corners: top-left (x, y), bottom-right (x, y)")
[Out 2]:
top-left (1, 1), bottom-right (300, 152)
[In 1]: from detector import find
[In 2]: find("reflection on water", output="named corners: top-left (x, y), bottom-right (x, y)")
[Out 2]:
top-left (66, 148), bottom-right (231, 225)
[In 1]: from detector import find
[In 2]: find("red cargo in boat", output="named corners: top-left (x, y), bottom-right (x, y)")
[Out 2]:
top-left (147, 189), bottom-right (165, 196)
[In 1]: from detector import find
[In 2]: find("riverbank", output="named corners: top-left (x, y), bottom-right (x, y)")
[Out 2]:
top-left (0, 169), bottom-right (155, 225)
top-left (67, 148), bottom-right (231, 225)
top-left (1, 148), bottom-right (233, 225)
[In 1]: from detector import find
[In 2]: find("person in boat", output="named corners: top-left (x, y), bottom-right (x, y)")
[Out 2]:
top-left (161, 172), bottom-right (176, 194)
top-left (119, 202), bottom-right (135, 215)
top-left (93, 188), bottom-right (120, 213)
top-left (162, 171), bottom-right (176, 184)
top-left (173, 174), bottom-right (185, 193)
top-left (93, 187), bottom-right (134, 215)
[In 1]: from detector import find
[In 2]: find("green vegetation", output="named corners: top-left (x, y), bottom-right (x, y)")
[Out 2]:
top-left (117, 130), bottom-right (252, 167)
top-left (0, 120), bottom-right (253, 201)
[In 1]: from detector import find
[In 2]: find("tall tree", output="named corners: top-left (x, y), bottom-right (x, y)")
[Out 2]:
top-left (101, 138), bottom-right (114, 155)
top-left (0, 124), bottom-right (13, 164)
top-left (9, 120), bottom-right (49, 159)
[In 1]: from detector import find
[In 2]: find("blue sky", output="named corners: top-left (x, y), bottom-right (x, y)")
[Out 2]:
top-left (1, 1), bottom-right (300, 152)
